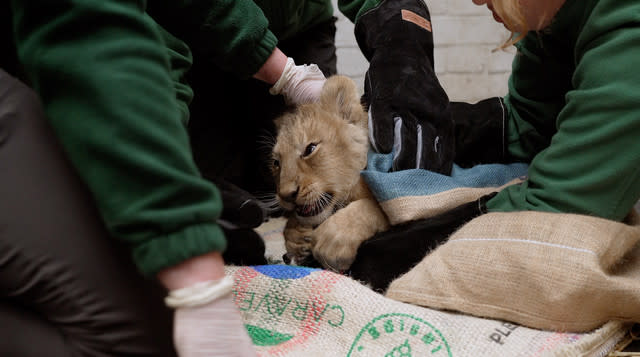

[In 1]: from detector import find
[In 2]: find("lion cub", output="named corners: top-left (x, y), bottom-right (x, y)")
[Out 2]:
top-left (271, 75), bottom-right (390, 272)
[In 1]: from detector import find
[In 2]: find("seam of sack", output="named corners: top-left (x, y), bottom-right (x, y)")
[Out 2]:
top-left (449, 238), bottom-right (597, 256)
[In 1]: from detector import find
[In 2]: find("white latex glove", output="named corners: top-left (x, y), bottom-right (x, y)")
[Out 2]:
top-left (165, 276), bottom-right (257, 357)
top-left (269, 57), bottom-right (326, 105)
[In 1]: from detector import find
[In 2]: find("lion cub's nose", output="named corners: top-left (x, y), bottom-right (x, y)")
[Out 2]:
top-left (280, 187), bottom-right (299, 203)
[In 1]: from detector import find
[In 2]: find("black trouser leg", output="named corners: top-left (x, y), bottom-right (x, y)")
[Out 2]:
top-left (187, 19), bottom-right (338, 197)
top-left (451, 97), bottom-right (510, 167)
top-left (0, 301), bottom-right (71, 357)
top-left (0, 70), bottom-right (176, 357)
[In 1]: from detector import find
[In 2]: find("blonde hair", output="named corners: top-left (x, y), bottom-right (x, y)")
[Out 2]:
top-left (492, 0), bottom-right (528, 48)
top-left (493, 0), bottom-right (564, 48)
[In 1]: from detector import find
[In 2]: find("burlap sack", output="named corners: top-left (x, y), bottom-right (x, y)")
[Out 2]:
top-left (226, 264), bottom-right (629, 357)
top-left (378, 178), bottom-right (522, 225)
top-left (386, 209), bottom-right (640, 332)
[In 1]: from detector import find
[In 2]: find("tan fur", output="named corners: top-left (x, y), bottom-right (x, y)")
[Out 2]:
top-left (271, 75), bottom-right (390, 272)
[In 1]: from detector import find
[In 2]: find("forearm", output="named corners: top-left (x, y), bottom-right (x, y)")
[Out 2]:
top-left (253, 47), bottom-right (288, 84)
top-left (157, 252), bottom-right (226, 290)
top-left (488, 106), bottom-right (640, 221)
top-left (176, 0), bottom-right (278, 78)
top-left (489, 11), bottom-right (640, 221)
top-left (12, 0), bottom-right (226, 275)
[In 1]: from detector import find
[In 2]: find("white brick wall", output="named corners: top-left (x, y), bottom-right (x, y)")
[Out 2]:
top-left (333, 0), bottom-right (515, 102)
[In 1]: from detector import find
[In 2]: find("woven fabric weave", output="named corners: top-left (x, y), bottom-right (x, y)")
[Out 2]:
top-left (387, 210), bottom-right (640, 332)
top-left (226, 264), bottom-right (629, 356)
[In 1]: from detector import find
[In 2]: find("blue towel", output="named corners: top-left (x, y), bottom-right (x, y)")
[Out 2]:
top-left (361, 151), bottom-right (529, 223)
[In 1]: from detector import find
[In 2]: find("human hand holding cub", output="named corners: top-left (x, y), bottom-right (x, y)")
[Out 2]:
top-left (269, 57), bottom-right (326, 105)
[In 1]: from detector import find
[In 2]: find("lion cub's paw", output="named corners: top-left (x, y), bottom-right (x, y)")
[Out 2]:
top-left (283, 222), bottom-right (314, 264)
top-left (311, 214), bottom-right (364, 272)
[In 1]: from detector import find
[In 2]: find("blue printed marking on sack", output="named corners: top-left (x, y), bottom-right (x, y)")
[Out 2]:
top-left (253, 265), bottom-right (320, 279)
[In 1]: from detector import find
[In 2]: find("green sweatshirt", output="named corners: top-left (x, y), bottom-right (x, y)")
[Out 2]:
top-left (146, 0), bottom-right (336, 79)
top-left (11, 0), bottom-right (226, 277)
top-left (144, 0), bottom-right (384, 79)
top-left (486, 0), bottom-right (640, 221)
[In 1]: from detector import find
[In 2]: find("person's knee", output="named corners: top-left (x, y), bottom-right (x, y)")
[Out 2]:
top-left (0, 69), bottom-right (44, 145)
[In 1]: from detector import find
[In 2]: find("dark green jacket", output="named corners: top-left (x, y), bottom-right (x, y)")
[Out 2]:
top-left (6, 0), bottom-right (381, 276)
top-left (10, 0), bottom-right (229, 277)
top-left (145, 0), bottom-right (381, 79)
top-left (487, 0), bottom-right (640, 221)
top-left (145, 0), bottom-right (329, 79)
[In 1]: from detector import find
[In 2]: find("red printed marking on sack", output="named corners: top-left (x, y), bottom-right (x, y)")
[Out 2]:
top-left (267, 271), bottom-right (342, 355)
top-left (531, 332), bottom-right (581, 356)
top-left (401, 9), bottom-right (432, 32)
top-left (232, 267), bottom-right (259, 302)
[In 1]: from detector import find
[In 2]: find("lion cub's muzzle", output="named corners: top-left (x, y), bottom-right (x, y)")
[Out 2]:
top-left (295, 193), bottom-right (333, 217)
top-left (290, 193), bottom-right (338, 227)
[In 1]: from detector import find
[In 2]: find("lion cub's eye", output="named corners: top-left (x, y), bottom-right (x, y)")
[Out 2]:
top-left (303, 143), bottom-right (317, 157)
top-left (272, 158), bottom-right (280, 168)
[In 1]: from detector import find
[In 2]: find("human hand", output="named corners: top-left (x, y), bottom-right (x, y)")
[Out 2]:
top-left (167, 278), bottom-right (257, 357)
top-left (269, 57), bottom-right (326, 105)
top-left (356, 0), bottom-right (454, 173)
top-left (158, 253), bottom-right (257, 357)
top-left (217, 179), bottom-right (265, 229)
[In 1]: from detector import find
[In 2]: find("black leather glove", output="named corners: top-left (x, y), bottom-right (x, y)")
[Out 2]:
top-left (348, 192), bottom-right (498, 292)
top-left (215, 179), bottom-right (268, 265)
top-left (221, 221), bottom-right (267, 266)
top-left (451, 97), bottom-right (509, 168)
top-left (356, 0), bottom-right (454, 173)
top-left (217, 179), bottom-right (265, 229)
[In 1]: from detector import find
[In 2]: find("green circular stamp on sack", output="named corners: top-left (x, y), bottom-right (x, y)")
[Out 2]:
top-left (348, 313), bottom-right (452, 357)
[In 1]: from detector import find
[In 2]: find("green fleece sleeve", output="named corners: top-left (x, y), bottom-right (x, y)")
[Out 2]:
top-left (152, 0), bottom-right (278, 79)
top-left (488, 0), bottom-right (640, 221)
top-left (12, 0), bottom-right (227, 276)
top-left (201, 0), bottom-right (278, 78)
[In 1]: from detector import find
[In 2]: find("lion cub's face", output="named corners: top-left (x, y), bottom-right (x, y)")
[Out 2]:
top-left (271, 76), bottom-right (368, 227)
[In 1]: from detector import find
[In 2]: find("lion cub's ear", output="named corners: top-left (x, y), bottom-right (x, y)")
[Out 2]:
top-left (319, 75), bottom-right (366, 128)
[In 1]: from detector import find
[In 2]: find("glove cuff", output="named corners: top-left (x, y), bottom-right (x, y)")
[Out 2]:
top-left (355, 0), bottom-right (433, 62)
top-left (165, 276), bottom-right (234, 308)
top-left (451, 97), bottom-right (509, 167)
top-left (269, 57), bottom-right (296, 96)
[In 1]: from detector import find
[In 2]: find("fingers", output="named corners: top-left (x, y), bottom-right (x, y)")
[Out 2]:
top-left (270, 57), bottom-right (326, 105)
top-left (390, 115), bottom-right (455, 173)
top-left (367, 72), bottom-right (395, 153)
top-left (417, 118), bottom-right (455, 175)
top-left (221, 227), bottom-right (267, 266)
top-left (217, 179), bottom-right (264, 229)
top-left (174, 293), bottom-right (258, 357)
top-left (391, 116), bottom-right (421, 171)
